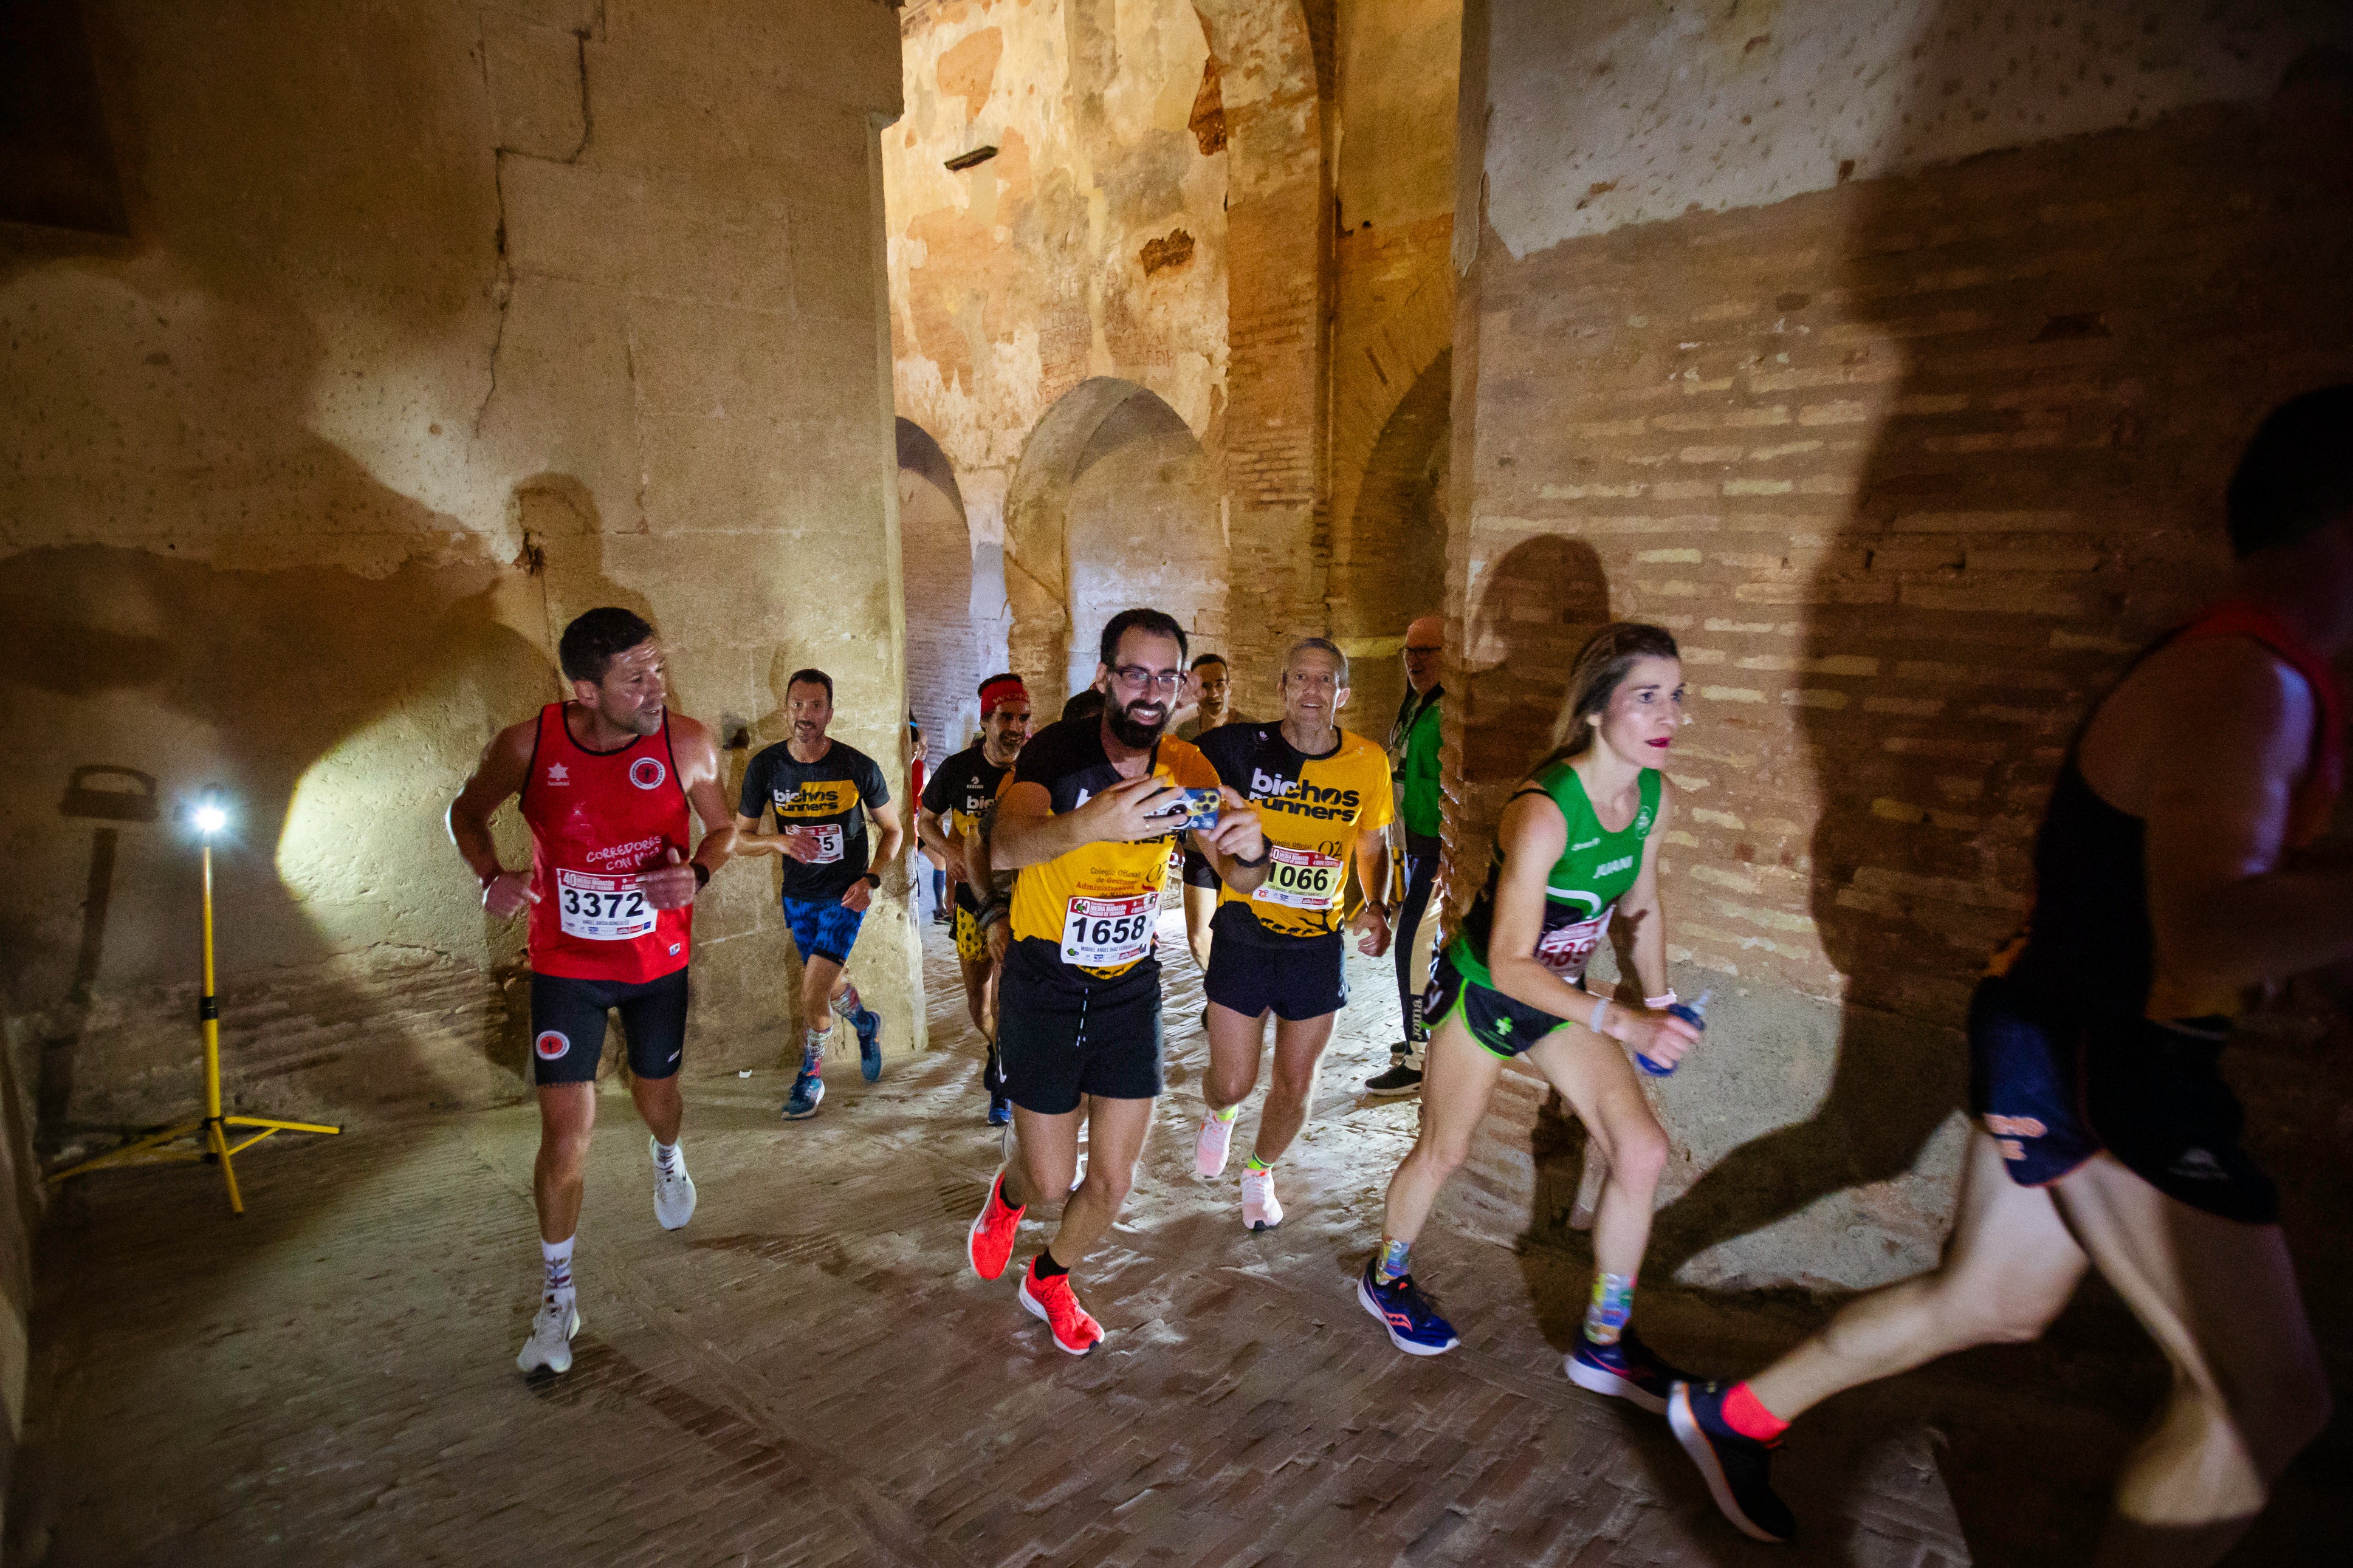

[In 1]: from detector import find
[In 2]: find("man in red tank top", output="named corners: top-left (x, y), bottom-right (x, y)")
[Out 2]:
top-left (448, 607), bottom-right (737, 1377)
top-left (1672, 387), bottom-right (2353, 1562)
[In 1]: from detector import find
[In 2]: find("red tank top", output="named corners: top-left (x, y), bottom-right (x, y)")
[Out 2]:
top-left (521, 703), bottom-right (694, 983)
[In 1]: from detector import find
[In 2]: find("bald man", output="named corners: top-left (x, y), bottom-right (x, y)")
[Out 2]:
top-left (1367, 615), bottom-right (1447, 1095)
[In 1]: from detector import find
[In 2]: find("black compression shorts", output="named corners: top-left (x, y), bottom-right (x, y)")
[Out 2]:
top-left (530, 967), bottom-right (689, 1086)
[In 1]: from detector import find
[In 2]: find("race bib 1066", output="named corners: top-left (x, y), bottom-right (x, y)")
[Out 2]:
top-left (557, 869), bottom-right (656, 942)
top-left (1533, 908), bottom-right (1612, 981)
top-left (1250, 845), bottom-right (1345, 911)
top-left (1059, 893), bottom-right (1155, 969)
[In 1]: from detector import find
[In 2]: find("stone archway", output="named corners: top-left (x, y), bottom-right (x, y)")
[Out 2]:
top-left (898, 417), bottom-right (988, 754)
top-left (1004, 377), bottom-right (1226, 708)
top-left (1329, 349), bottom-right (1451, 726)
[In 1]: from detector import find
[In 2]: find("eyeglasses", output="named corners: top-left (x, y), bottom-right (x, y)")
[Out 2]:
top-left (1109, 665), bottom-right (1185, 692)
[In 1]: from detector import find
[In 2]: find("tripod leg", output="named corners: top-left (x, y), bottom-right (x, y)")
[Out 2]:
top-left (208, 1118), bottom-right (244, 1215)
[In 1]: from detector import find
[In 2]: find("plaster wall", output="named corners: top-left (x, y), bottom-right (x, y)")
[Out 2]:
top-left (1447, 0), bottom-right (2353, 1291)
top-left (2, 3), bottom-right (916, 1148)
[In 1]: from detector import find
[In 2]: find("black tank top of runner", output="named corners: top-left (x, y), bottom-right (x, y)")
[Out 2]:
top-left (2001, 603), bottom-right (2344, 1022)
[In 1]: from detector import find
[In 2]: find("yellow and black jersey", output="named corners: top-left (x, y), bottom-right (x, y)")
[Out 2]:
top-left (1197, 722), bottom-right (1392, 940)
top-left (1006, 717), bottom-right (1218, 981)
top-left (739, 739), bottom-right (890, 902)
top-left (919, 743), bottom-right (1011, 914)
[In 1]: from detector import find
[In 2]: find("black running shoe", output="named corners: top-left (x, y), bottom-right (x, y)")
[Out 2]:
top-left (1364, 1061), bottom-right (1423, 1095)
top-left (1668, 1381), bottom-right (1795, 1544)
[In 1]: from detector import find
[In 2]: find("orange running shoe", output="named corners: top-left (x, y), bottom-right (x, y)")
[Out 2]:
top-left (967, 1169), bottom-right (1025, 1281)
top-left (1017, 1261), bottom-right (1104, 1355)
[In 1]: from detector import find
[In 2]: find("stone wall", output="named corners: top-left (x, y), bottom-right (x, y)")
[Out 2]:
top-left (1447, 0), bottom-right (2353, 1290)
top-left (2, 2), bottom-right (916, 1151)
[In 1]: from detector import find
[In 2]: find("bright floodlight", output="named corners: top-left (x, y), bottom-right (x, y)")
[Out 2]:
top-left (194, 803), bottom-right (228, 836)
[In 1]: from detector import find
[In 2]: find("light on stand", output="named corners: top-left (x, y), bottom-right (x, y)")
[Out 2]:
top-left (47, 785), bottom-right (342, 1214)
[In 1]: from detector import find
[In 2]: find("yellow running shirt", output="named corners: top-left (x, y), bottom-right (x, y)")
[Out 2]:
top-left (1196, 722), bottom-right (1393, 940)
top-left (1006, 717), bottom-right (1219, 981)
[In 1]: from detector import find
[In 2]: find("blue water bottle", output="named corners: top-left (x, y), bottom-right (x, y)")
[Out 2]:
top-left (1637, 988), bottom-right (1711, 1076)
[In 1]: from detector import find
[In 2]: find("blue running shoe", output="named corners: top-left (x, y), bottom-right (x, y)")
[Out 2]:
top-left (1356, 1259), bottom-right (1458, 1355)
top-left (986, 1094), bottom-right (1012, 1127)
top-left (855, 1008), bottom-right (883, 1082)
top-left (780, 1071), bottom-right (825, 1120)
top-left (1669, 1381), bottom-right (1795, 1543)
top-left (1565, 1326), bottom-right (1689, 1414)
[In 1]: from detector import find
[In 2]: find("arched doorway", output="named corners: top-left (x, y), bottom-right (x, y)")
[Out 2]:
top-left (898, 417), bottom-right (982, 755)
top-left (1331, 349), bottom-right (1451, 728)
top-left (1003, 378), bottom-right (1225, 707)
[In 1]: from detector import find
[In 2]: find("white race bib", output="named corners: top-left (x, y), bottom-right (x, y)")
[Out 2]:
top-left (1533, 908), bottom-right (1612, 981)
top-left (1250, 845), bottom-right (1345, 911)
top-left (792, 823), bottom-right (845, 864)
top-left (557, 869), bottom-right (657, 942)
top-left (1059, 894), bottom-right (1156, 969)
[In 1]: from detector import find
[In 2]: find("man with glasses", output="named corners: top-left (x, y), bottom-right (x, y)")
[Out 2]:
top-left (964, 609), bottom-right (1269, 1356)
top-left (1367, 614), bottom-right (1448, 1095)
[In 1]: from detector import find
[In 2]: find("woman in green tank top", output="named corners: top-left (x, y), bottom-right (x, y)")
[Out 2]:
top-left (1356, 624), bottom-right (1708, 1408)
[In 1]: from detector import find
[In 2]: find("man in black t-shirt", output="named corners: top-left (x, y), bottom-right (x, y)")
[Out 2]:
top-left (918, 672), bottom-right (1032, 1124)
top-left (734, 668), bottom-right (903, 1120)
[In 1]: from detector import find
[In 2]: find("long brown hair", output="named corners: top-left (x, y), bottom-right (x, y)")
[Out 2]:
top-left (1533, 621), bottom-right (1680, 772)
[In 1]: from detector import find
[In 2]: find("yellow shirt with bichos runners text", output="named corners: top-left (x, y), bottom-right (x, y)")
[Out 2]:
top-left (1197, 722), bottom-right (1393, 940)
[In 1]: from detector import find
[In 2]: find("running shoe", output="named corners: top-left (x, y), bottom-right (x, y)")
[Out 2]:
top-left (855, 1007), bottom-right (883, 1082)
top-left (1356, 1259), bottom-right (1458, 1355)
top-left (986, 1094), bottom-right (1012, 1127)
top-left (650, 1135), bottom-right (696, 1230)
top-left (1017, 1262), bottom-right (1104, 1355)
top-left (1669, 1381), bottom-right (1796, 1544)
top-left (1364, 1061), bottom-right (1423, 1096)
top-left (967, 1168), bottom-right (1025, 1280)
top-left (780, 1070), bottom-right (825, 1120)
top-left (1565, 1326), bottom-right (1691, 1414)
top-left (1194, 1112), bottom-right (1235, 1178)
top-left (516, 1296), bottom-right (580, 1375)
top-left (1242, 1166), bottom-right (1282, 1231)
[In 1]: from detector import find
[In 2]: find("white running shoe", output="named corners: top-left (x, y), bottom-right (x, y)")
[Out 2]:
top-left (651, 1135), bottom-right (696, 1230)
top-left (517, 1295), bottom-right (581, 1375)
top-left (1242, 1166), bottom-right (1283, 1231)
top-left (1194, 1112), bottom-right (1235, 1179)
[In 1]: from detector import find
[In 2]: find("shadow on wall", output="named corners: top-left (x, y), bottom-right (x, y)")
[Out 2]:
top-left (1333, 349), bottom-right (1452, 728)
top-left (898, 417), bottom-right (983, 751)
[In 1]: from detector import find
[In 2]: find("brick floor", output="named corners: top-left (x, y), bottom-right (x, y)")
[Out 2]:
top-left (12, 914), bottom-right (2344, 1566)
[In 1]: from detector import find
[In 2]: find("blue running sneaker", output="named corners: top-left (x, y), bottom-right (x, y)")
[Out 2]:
top-left (1669, 1381), bottom-right (1796, 1543)
top-left (1565, 1326), bottom-right (1689, 1414)
top-left (1356, 1259), bottom-right (1458, 1355)
top-left (780, 1071), bottom-right (825, 1120)
top-left (855, 1008), bottom-right (882, 1082)
top-left (986, 1094), bottom-right (1012, 1127)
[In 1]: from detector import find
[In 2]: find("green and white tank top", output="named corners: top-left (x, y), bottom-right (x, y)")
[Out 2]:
top-left (1449, 761), bottom-right (1661, 993)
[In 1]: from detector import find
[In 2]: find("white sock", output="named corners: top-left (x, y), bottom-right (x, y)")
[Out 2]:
top-left (541, 1235), bottom-right (575, 1304)
top-left (651, 1138), bottom-right (681, 1174)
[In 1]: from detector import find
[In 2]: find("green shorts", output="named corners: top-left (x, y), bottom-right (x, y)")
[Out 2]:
top-left (1424, 951), bottom-right (1573, 1060)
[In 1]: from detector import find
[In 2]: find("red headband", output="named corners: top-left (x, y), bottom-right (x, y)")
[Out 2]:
top-left (979, 677), bottom-right (1028, 717)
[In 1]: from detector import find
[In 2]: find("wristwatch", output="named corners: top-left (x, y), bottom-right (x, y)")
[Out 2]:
top-left (692, 861), bottom-right (711, 889)
top-left (860, 871), bottom-right (882, 889)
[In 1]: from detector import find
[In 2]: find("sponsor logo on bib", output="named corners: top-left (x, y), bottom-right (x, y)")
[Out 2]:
top-left (630, 757), bottom-right (667, 790)
top-left (535, 1030), bottom-right (571, 1060)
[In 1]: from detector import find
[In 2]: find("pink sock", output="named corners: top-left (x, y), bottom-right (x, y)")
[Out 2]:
top-left (1721, 1381), bottom-right (1790, 1441)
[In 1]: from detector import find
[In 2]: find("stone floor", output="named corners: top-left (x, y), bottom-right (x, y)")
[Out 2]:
top-left (11, 914), bottom-right (2346, 1566)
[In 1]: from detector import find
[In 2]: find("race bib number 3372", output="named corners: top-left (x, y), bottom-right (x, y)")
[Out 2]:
top-left (557, 869), bottom-right (656, 942)
top-left (1059, 894), bottom-right (1155, 970)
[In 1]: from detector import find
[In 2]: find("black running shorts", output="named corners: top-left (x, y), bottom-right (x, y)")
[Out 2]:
top-left (1181, 844), bottom-right (1221, 891)
top-left (1969, 975), bottom-right (2277, 1224)
top-left (1203, 906), bottom-right (1346, 1021)
top-left (1423, 950), bottom-right (1569, 1060)
top-left (529, 967), bottom-right (689, 1086)
top-left (995, 941), bottom-right (1162, 1114)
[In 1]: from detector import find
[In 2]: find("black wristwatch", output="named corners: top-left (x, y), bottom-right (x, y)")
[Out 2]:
top-left (860, 871), bottom-right (882, 889)
top-left (691, 861), bottom-right (711, 889)
top-left (1231, 843), bottom-right (1271, 869)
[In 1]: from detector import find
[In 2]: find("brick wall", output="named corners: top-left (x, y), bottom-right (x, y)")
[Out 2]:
top-left (1445, 97), bottom-right (2353, 1289)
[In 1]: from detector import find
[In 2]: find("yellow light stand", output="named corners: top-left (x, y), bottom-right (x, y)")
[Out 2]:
top-left (46, 815), bottom-right (341, 1214)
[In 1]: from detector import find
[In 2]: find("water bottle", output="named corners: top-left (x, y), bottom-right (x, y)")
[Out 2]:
top-left (1637, 988), bottom-right (1712, 1076)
